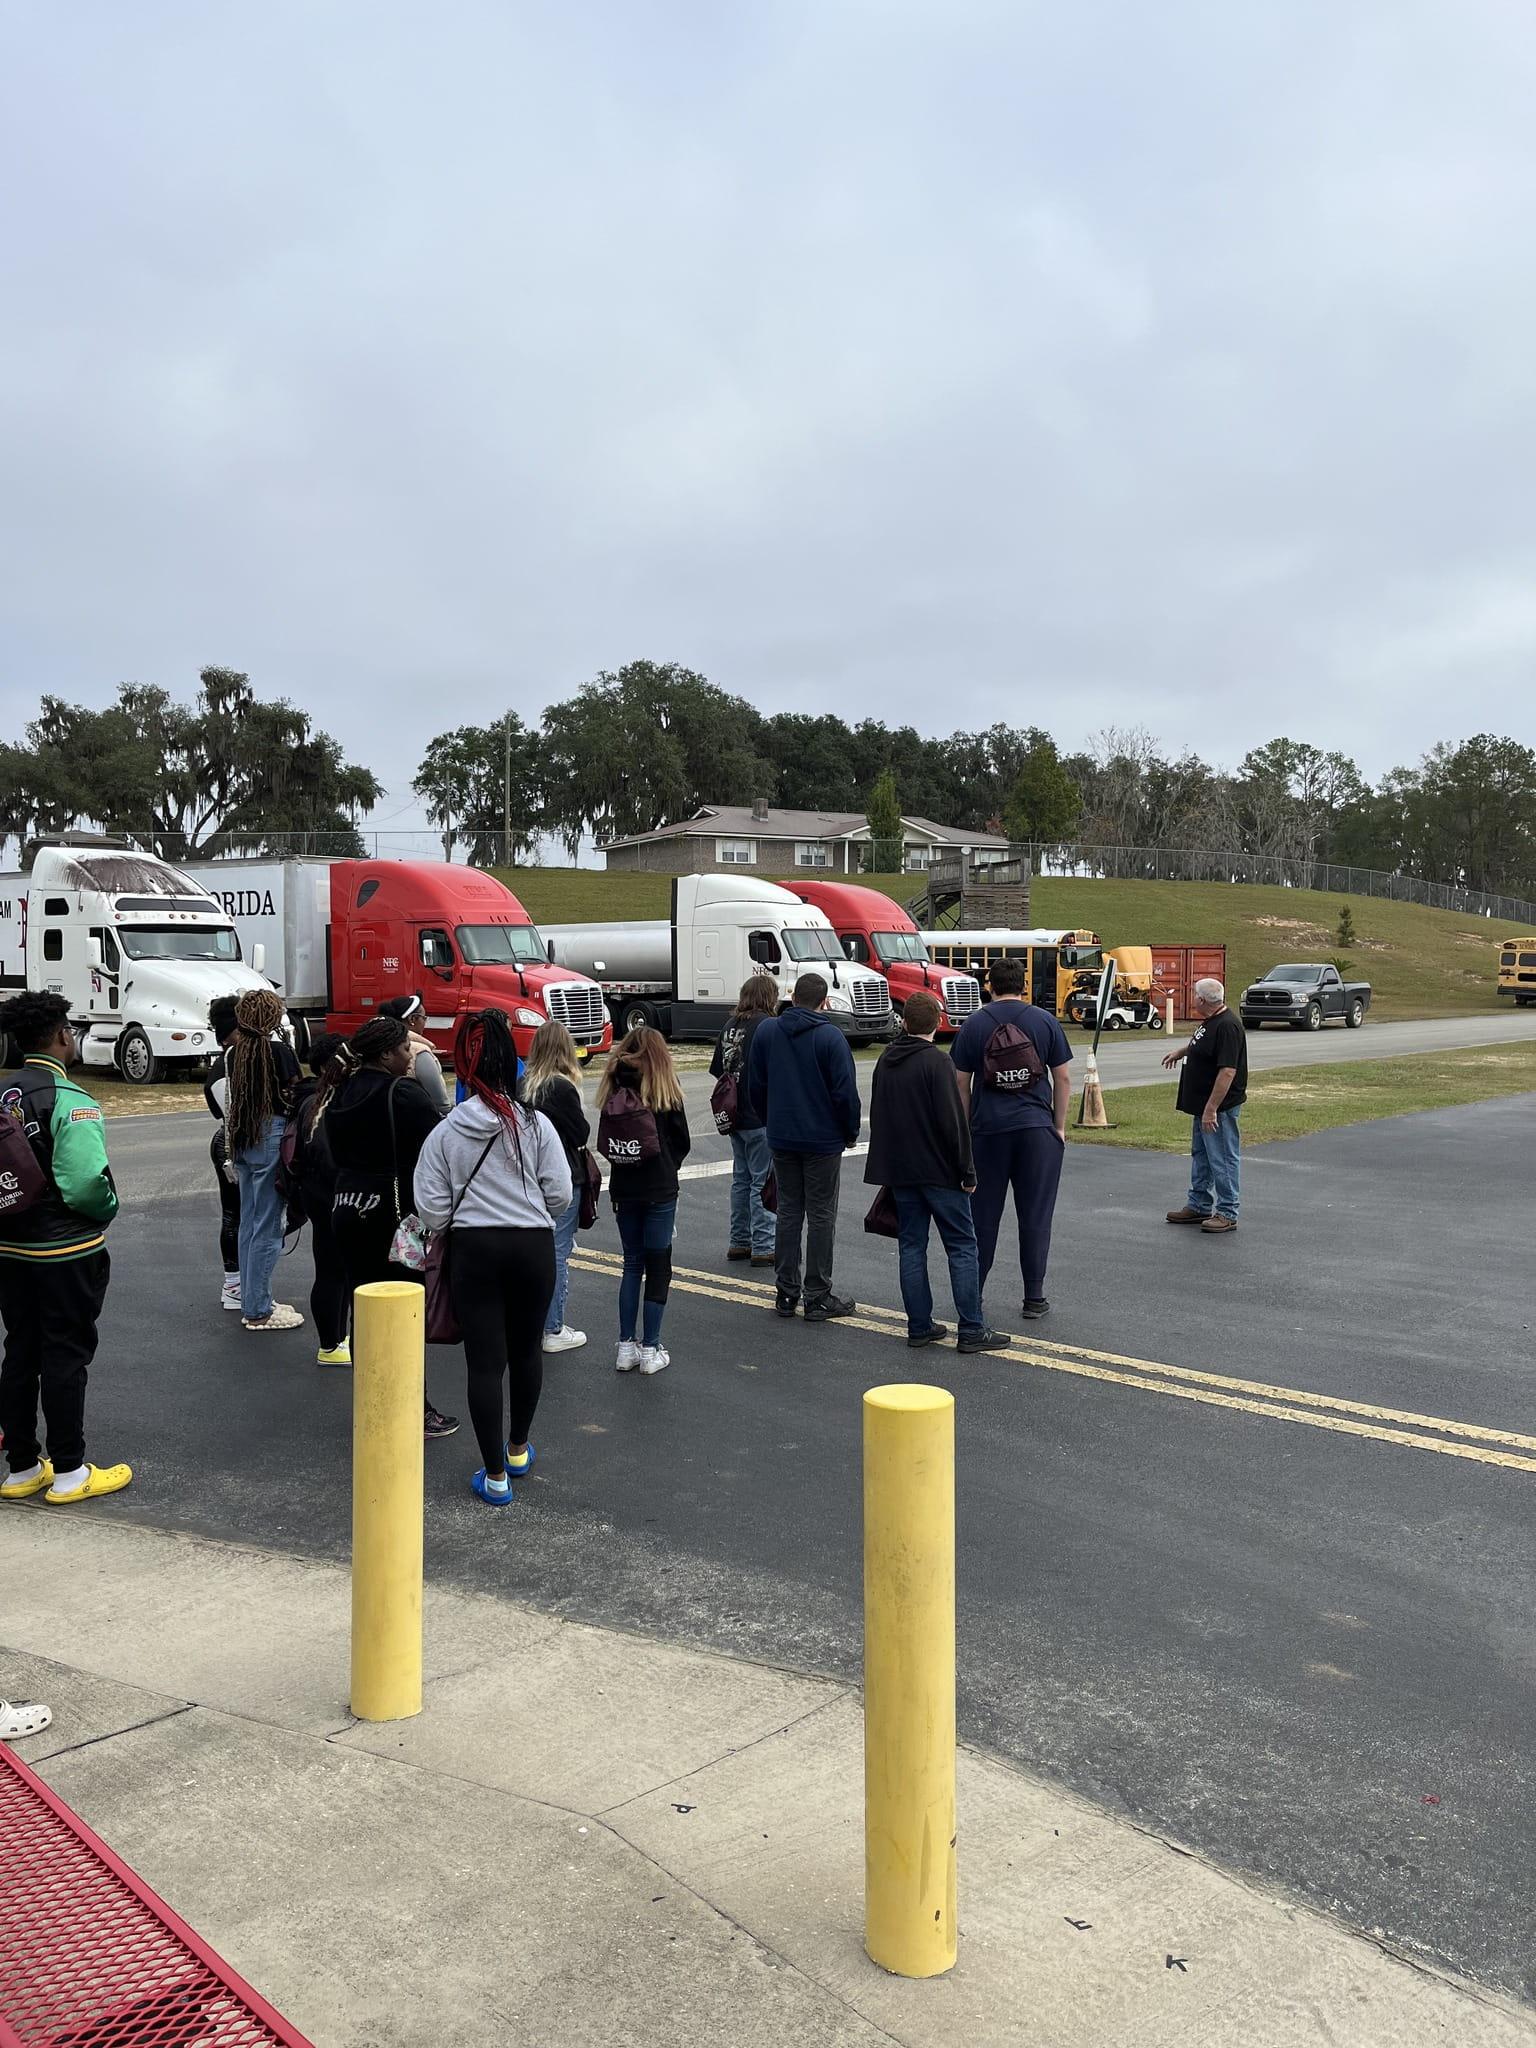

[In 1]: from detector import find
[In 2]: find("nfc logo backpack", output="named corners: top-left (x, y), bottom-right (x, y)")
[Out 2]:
top-left (597, 1084), bottom-right (661, 1165)
top-left (980, 1016), bottom-right (1046, 1092)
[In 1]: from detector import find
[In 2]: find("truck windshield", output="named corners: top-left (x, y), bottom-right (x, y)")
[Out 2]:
top-left (873, 931), bottom-right (929, 965)
top-left (117, 926), bottom-right (241, 962)
top-left (1266, 964), bottom-right (1318, 982)
top-left (783, 928), bottom-right (840, 962)
top-left (456, 924), bottom-right (546, 966)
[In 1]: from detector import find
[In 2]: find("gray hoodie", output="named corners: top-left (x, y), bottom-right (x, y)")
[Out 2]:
top-left (414, 1095), bottom-right (572, 1233)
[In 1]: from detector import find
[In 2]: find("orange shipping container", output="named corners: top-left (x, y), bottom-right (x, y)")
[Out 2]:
top-left (1149, 944), bottom-right (1228, 1020)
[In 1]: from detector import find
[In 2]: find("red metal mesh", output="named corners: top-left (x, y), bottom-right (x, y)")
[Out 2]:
top-left (0, 1743), bottom-right (313, 2048)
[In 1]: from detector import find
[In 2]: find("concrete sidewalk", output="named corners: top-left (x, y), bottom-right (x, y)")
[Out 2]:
top-left (2, 1516), bottom-right (1530, 2048)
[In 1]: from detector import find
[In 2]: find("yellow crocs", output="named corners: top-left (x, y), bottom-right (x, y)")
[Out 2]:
top-left (45, 1462), bottom-right (133, 1504)
top-left (1, 1461), bottom-right (54, 1501)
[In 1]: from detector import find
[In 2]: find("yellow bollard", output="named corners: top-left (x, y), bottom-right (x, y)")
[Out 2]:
top-left (351, 1280), bottom-right (425, 1722)
top-left (863, 1382), bottom-right (957, 1978)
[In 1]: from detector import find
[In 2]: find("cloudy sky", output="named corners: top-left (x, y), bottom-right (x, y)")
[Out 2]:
top-left (6, 0), bottom-right (1535, 835)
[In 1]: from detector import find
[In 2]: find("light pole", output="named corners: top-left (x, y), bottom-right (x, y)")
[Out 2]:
top-left (503, 713), bottom-right (512, 864)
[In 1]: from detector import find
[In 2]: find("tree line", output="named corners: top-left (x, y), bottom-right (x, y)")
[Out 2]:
top-left (4, 660), bottom-right (1534, 900)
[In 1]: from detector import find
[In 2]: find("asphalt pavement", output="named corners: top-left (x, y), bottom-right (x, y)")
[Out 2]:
top-left (34, 1068), bottom-right (1536, 2005)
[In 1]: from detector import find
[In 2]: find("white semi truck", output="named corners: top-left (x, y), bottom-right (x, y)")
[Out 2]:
top-left (542, 874), bottom-right (897, 1043)
top-left (0, 838), bottom-right (268, 1082)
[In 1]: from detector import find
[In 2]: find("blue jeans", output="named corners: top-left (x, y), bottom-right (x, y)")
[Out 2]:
top-left (729, 1128), bottom-right (774, 1255)
top-left (616, 1199), bottom-right (677, 1348)
top-left (545, 1199), bottom-right (580, 1333)
top-left (234, 1117), bottom-right (285, 1320)
top-left (1187, 1108), bottom-right (1241, 1221)
top-left (893, 1186), bottom-right (984, 1338)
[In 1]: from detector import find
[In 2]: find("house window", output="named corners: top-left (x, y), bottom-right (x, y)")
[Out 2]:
top-left (904, 844), bottom-right (934, 872)
top-left (716, 839), bottom-right (756, 866)
top-left (795, 842), bottom-right (828, 868)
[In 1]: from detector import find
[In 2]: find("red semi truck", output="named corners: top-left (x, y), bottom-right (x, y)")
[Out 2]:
top-left (182, 857), bottom-right (613, 1062)
top-left (785, 879), bottom-right (981, 1032)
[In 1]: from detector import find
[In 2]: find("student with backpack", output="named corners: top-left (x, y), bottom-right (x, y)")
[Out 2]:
top-left (950, 957), bottom-right (1072, 1321)
top-left (415, 1009), bottom-right (572, 1505)
top-left (595, 1027), bottom-right (691, 1376)
top-left (288, 1033), bottom-right (350, 1366)
top-left (708, 974), bottom-right (777, 1267)
top-left (0, 990), bottom-right (131, 1503)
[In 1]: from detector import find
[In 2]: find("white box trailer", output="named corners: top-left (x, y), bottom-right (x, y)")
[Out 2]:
top-left (185, 859), bottom-right (333, 1012)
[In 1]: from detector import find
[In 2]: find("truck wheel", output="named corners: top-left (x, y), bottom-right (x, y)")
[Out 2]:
top-left (1304, 1003), bottom-right (1323, 1032)
top-left (1345, 999), bottom-right (1365, 1028)
top-left (0, 1030), bottom-right (17, 1068)
top-left (116, 1026), bottom-right (160, 1085)
top-left (621, 1001), bottom-right (659, 1035)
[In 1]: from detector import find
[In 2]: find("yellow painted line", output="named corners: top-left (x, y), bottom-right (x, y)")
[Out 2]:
top-left (568, 1253), bottom-right (1536, 1476)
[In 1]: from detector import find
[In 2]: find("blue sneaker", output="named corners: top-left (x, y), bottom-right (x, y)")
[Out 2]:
top-left (504, 1441), bottom-right (537, 1478)
top-left (471, 1468), bottom-right (515, 1506)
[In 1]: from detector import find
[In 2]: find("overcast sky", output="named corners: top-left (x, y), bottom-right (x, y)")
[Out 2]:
top-left (6, 0), bottom-right (1536, 838)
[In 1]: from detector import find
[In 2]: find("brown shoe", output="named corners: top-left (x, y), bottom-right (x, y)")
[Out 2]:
top-left (726, 1246), bottom-right (751, 1262)
top-left (1166, 1207), bottom-right (1211, 1224)
top-left (1200, 1216), bottom-right (1238, 1234)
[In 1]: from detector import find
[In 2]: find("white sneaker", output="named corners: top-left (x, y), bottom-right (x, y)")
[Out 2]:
top-left (243, 1303), bottom-right (305, 1332)
top-left (638, 1344), bottom-right (670, 1376)
top-left (542, 1325), bottom-right (588, 1354)
top-left (615, 1340), bottom-right (642, 1373)
top-left (221, 1280), bottom-right (242, 1311)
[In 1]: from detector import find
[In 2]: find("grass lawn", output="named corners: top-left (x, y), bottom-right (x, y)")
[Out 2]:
top-left (88, 1077), bottom-right (208, 1118)
top-left (1070, 1042), bottom-right (1536, 1153)
top-left (490, 867), bottom-right (1527, 1022)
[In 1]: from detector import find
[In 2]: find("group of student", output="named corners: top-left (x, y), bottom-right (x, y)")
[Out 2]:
top-left (0, 953), bottom-right (1078, 1512)
top-left (708, 955), bottom-right (1071, 1350)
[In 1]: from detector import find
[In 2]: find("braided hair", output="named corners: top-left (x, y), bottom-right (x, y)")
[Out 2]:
top-left (311, 1014), bottom-right (407, 1127)
top-left (454, 1008), bottom-right (527, 1172)
top-left (224, 988), bottom-right (289, 1154)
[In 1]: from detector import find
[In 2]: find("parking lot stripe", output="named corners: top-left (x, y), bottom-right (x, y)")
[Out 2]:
top-left (569, 1250), bottom-right (1536, 1476)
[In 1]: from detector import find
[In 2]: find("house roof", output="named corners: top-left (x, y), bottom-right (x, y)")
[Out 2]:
top-left (601, 806), bottom-right (1009, 852)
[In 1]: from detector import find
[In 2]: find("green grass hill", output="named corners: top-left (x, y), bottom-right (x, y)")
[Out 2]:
top-left (491, 867), bottom-right (1528, 1021)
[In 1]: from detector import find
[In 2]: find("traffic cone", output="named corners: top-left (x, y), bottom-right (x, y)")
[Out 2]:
top-left (1076, 1051), bottom-right (1112, 1129)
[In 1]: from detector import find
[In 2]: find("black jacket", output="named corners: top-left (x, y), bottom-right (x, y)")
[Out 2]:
top-left (324, 1069), bottom-right (442, 1210)
top-left (864, 1034), bottom-right (975, 1190)
top-left (604, 1062), bottom-right (692, 1205)
top-left (709, 1014), bottom-right (767, 1132)
top-left (526, 1074), bottom-right (590, 1173)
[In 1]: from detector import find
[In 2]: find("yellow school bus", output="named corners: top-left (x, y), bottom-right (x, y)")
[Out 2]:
top-left (920, 928), bottom-right (1106, 1016)
top-left (1497, 937), bottom-right (1536, 1005)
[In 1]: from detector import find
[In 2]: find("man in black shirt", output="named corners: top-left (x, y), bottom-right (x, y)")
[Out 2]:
top-left (1161, 977), bottom-right (1247, 1232)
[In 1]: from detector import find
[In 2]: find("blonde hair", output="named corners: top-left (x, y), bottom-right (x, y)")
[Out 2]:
top-left (225, 988), bottom-right (288, 1154)
top-left (597, 1026), bottom-right (684, 1113)
top-left (522, 1020), bottom-right (582, 1105)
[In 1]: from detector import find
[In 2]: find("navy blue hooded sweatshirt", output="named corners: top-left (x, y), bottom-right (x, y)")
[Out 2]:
top-left (746, 1008), bottom-right (862, 1156)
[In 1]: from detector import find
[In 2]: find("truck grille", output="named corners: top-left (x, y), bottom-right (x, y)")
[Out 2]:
top-left (1245, 989), bottom-right (1297, 1011)
top-left (942, 974), bottom-right (979, 1025)
top-left (547, 981), bottom-right (607, 1041)
top-left (851, 978), bottom-right (892, 1018)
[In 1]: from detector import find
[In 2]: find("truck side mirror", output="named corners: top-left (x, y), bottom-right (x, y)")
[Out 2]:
top-left (546, 940), bottom-right (555, 964)
top-left (87, 938), bottom-right (104, 972)
top-left (252, 942), bottom-right (267, 975)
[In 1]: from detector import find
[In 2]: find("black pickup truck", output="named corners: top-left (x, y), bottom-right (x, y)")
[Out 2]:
top-left (1239, 962), bottom-right (1372, 1031)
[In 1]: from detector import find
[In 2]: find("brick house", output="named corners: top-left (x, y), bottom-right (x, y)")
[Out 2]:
top-left (601, 801), bottom-right (1010, 876)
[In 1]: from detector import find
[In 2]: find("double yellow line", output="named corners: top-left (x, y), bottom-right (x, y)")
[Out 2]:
top-left (569, 1248), bottom-right (1536, 1476)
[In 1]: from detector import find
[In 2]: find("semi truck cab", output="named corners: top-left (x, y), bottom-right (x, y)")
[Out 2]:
top-left (786, 879), bottom-right (979, 1031)
top-left (327, 863), bottom-right (612, 1058)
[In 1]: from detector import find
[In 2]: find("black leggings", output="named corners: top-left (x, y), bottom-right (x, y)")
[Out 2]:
top-left (333, 1196), bottom-right (436, 1413)
top-left (306, 1192), bottom-right (349, 1352)
top-left (212, 1129), bottom-right (240, 1275)
top-left (447, 1226), bottom-right (555, 1473)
